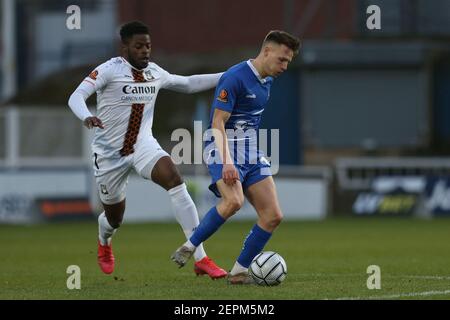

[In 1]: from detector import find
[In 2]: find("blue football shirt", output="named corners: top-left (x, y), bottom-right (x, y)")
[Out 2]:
top-left (205, 60), bottom-right (273, 164)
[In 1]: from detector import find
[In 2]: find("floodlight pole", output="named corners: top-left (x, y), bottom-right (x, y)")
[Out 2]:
top-left (1, 0), bottom-right (17, 102)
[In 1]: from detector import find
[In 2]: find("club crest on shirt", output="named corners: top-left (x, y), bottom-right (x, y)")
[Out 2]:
top-left (88, 70), bottom-right (98, 80)
top-left (144, 70), bottom-right (155, 81)
top-left (217, 89), bottom-right (228, 103)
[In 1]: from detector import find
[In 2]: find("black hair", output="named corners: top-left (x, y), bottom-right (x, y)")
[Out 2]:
top-left (120, 21), bottom-right (150, 43)
top-left (263, 30), bottom-right (301, 56)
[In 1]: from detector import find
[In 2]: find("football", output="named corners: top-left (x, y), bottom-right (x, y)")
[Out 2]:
top-left (249, 251), bottom-right (287, 286)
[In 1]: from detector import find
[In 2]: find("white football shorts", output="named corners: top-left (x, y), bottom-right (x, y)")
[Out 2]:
top-left (92, 137), bottom-right (169, 205)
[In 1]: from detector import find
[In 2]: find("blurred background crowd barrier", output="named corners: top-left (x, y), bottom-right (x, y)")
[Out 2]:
top-left (2, 0), bottom-right (450, 223)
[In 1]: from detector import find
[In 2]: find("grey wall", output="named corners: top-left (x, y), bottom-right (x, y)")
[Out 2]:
top-left (302, 68), bottom-right (429, 148)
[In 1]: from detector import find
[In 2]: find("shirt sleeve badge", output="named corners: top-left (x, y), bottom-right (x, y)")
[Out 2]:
top-left (217, 89), bottom-right (228, 103)
top-left (88, 70), bottom-right (98, 80)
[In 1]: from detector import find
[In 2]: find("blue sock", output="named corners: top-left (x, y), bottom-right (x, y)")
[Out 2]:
top-left (189, 206), bottom-right (225, 247)
top-left (237, 224), bottom-right (272, 268)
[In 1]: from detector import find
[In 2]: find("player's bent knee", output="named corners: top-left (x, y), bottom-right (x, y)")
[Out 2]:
top-left (223, 196), bottom-right (244, 214)
top-left (261, 209), bottom-right (283, 230)
top-left (225, 201), bottom-right (241, 214)
top-left (153, 171), bottom-right (184, 191)
top-left (165, 174), bottom-right (184, 190)
top-left (272, 210), bottom-right (284, 227)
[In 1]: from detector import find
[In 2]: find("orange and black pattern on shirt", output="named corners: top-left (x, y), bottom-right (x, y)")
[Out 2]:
top-left (119, 69), bottom-right (146, 156)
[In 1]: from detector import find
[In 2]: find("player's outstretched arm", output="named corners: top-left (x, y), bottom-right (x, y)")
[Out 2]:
top-left (165, 73), bottom-right (224, 94)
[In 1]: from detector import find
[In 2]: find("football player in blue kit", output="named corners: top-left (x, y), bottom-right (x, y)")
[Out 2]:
top-left (171, 30), bottom-right (300, 284)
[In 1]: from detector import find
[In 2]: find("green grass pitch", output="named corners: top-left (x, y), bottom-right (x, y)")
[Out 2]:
top-left (1, 217), bottom-right (450, 300)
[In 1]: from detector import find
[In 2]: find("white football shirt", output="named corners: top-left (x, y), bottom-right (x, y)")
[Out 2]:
top-left (81, 57), bottom-right (176, 157)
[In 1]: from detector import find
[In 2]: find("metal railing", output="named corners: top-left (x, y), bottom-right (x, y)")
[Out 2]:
top-left (0, 105), bottom-right (92, 168)
top-left (336, 157), bottom-right (450, 190)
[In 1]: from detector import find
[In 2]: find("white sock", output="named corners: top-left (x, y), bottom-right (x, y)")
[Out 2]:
top-left (230, 261), bottom-right (248, 275)
top-left (98, 212), bottom-right (117, 246)
top-left (168, 183), bottom-right (207, 261)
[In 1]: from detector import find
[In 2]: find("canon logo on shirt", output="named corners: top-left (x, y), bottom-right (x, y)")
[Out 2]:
top-left (122, 85), bottom-right (156, 94)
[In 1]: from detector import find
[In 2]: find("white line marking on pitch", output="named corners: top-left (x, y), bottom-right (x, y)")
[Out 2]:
top-left (400, 275), bottom-right (450, 280)
top-left (293, 273), bottom-right (450, 280)
top-left (334, 289), bottom-right (450, 300)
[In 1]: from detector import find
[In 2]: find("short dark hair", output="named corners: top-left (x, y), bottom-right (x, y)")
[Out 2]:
top-left (263, 30), bottom-right (301, 56)
top-left (120, 21), bottom-right (150, 43)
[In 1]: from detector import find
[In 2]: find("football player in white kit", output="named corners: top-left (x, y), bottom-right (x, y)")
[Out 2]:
top-left (68, 21), bottom-right (227, 279)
